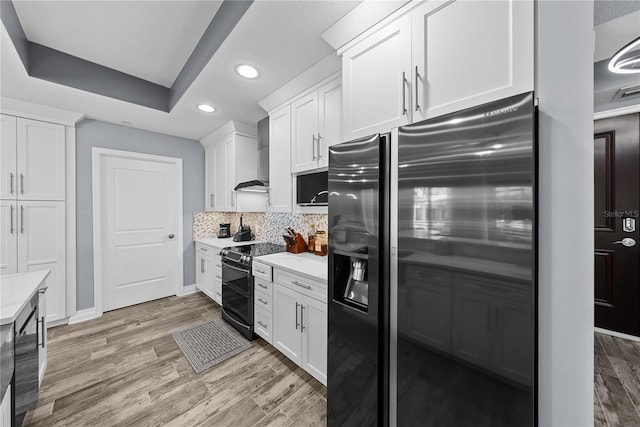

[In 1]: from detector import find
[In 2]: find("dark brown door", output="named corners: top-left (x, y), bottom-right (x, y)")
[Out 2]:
top-left (594, 113), bottom-right (640, 337)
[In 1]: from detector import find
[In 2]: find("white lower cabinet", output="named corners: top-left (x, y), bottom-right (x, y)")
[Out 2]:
top-left (0, 200), bottom-right (66, 323)
top-left (195, 243), bottom-right (222, 305)
top-left (273, 272), bottom-right (327, 385)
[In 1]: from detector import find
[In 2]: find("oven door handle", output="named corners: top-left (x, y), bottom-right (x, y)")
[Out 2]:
top-left (221, 307), bottom-right (251, 331)
top-left (221, 261), bottom-right (250, 274)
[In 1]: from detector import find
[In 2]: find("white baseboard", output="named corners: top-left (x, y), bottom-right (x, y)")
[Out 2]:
top-left (595, 327), bottom-right (640, 343)
top-left (68, 307), bottom-right (101, 325)
top-left (180, 284), bottom-right (198, 296)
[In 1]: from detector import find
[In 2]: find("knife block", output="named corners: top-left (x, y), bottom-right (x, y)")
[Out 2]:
top-left (286, 233), bottom-right (308, 254)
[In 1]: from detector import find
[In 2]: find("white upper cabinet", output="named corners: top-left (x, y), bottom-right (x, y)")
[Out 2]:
top-left (203, 123), bottom-right (258, 212)
top-left (317, 77), bottom-right (343, 167)
top-left (341, 14), bottom-right (412, 140)
top-left (411, 0), bottom-right (534, 122)
top-left (269, 105), bottom-right (293, 213)
top-left (291, 93), bottom-right (319, 173)
top-left (17, 118), bottom-right (66, 201)
top-left (1, 115), bottom-right (65, 201)
top-left (340, 0), bottom-right (533, 137)
top-left (291, 77), bottom-right (342, 173)
top-left (0, 115), bottom-right (17, 199)
top-left (0, 201), bottom-right (18, 276)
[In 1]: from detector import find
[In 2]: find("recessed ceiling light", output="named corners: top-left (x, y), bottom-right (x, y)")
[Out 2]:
top-left (197, 104), bottom-right (216, 113)
top-left (236, 64), bottom-right (259, 79)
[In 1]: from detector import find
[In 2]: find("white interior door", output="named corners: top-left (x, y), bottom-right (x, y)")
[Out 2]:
top-left (97, 150), bottom-right (181, 311)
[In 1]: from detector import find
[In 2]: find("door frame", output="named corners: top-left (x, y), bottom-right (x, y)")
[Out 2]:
top-left (92, 147), bottom-right (184, 316)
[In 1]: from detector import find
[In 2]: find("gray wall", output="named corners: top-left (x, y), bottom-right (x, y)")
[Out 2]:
top-left (76, 119), bottom-right (204, 310)
top-left (537, 1), bottom-right (594, 425)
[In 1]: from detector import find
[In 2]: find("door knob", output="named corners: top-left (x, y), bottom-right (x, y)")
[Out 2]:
top-left (612, 237), bottom-right (636, 247)
top-left (168, 234), bottom-right (175, 239)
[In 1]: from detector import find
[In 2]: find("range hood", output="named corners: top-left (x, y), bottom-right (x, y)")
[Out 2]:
top-left (234, 180), bottom-right (269, 192)
top-left (235, 116), bottom-right (270, 193)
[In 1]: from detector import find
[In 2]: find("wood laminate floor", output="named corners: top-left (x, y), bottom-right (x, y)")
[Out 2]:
top-left (595, 332), bottom-right (640, 426)
top-left (24, 292), bottom-right (327, 427)
top-left (23, 293), bottom-right (640, 426)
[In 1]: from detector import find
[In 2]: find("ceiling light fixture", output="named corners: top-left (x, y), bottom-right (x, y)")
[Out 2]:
top-left (197, 104), bottom-right (216, 113)
top-left (236, 64), bottom-right (259, 79)
top-left (608, 36), bottom-right (640, 74)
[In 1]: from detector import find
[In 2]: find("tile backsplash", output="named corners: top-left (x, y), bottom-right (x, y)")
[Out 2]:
top-left (193, 211), bottom-right (328, 245)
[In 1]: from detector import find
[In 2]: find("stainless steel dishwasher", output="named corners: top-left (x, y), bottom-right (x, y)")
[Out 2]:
top-left (13, 293), bottom-right (39, 426)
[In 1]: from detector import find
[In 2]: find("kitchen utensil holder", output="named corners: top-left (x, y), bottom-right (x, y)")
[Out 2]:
top-left (286, 233), bottom-right (308, 254)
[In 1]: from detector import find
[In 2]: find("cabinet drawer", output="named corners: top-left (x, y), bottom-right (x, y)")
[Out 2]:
top-left (196, 243), bottom-right (215, 257)
top-left (254, 278), bottom-right (273, 297)
top-left (454, 273), bottom-right (530, 303)
top-left (214, 254), bottom-right (222, 268)
top-left (254, 306), bottom-right (273, 344)
top-left (274, 269), bottom-right (327, 303)
top-left (253, 261), bottom-right (273, 281)
top-left (214, 267), bottom-right (222, 282)
top-left (255, 292), bottom-right (273, 313)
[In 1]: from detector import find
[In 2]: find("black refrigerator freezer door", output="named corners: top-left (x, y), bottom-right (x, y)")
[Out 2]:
top-left (327, 133), bottom-right (389, 427)
top-left (396, 92), bottom-right (536, 426)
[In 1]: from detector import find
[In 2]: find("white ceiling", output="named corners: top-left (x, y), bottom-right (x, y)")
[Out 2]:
top-left (13, 1), bottom-right (222, 88)
top-left (1, 0), bottom-right (360, 140)
top-left (594, 10), bottom-right (640, 63)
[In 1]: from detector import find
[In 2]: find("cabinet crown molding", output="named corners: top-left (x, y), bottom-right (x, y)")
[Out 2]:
top-left (1, 97), bottom-right (84, 127)
top-left (259, 54), bottom-right (341, 113)
top-left (200, 120), bottom-right (257, 148)
top-left (322, 0), bottom-right (415, 52)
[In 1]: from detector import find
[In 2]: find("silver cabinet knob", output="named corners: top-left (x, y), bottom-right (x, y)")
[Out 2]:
top-left (612, 237), bottom-right (636, 247)
top-left (168, 234), bottom-right (175, 239)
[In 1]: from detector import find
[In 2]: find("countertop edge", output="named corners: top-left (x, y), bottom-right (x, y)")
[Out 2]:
top-left (1, 270), bottom-right (51, 325)
top-left (255, 253), bottom-right (328, 283)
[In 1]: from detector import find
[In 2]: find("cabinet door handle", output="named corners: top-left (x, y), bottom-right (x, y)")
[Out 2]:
top-left (10, 204), bottom-right (14, 234)
top-left (257, 321), bottom-right (267, 328)
top-left (20, 205), bottom-right (24, 233)
top-left (256, 268), bottom-right (265, 274)
top-left (210, 194), bottom-right (215, 208)
top-left (415, 66), bottom-right (421, 111)
top-left (39, 316), bottom-right (46, 348)
top-left (216, 292), bottom-right (222, 297)
top-left (300, 305), bottom-right (305, 332)
top-left (317, 133), bottom-right (323, 159)
top-left (230, 191), bottom-right (234, 207)
top-left (258, 298), bottom-right (267, 305)
top-left (312, 134), bottom-right (317, 160)
top-left (20, 173), bottom-right (24, 194)
top-left (292, 280), bottom-right (311, 290)
top-left (201, 258), bottom-right (205, 273)
top-left (215, 275), bottom-right (222, 280)
top-left (9, 172), bottom-right (14, 194)
top-left (295, 302), bottom-right (300, 330)
top-left (257, 283), bottom-right (268, 290)
top-left (402, 72), bottom-right (408, 116)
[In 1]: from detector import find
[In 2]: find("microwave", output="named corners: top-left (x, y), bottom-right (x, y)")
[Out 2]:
top-left (296, 171), bottom-right (328, 206)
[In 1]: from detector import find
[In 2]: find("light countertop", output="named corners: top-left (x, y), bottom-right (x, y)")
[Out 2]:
top-left (255, 252), bottom-right (328, 282)
top-left (195, 237), bottom-right (261, 248)
top-left (1, 270), bottom-right (50, 325)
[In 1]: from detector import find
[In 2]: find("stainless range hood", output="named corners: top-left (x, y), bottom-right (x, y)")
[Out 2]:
top-left (235, 116), bottom-right (269, 193)
top-left (234, 180), bottom-right (269, 192)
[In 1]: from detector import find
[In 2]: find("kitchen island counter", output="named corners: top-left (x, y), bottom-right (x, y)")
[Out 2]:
top-left (255, 252), bottom-right (327, 283)
top-left (0, 270), bottom-right (50, 325)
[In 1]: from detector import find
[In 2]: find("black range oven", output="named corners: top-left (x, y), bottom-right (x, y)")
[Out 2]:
top-left (221, 243), bottom-right (285, 340)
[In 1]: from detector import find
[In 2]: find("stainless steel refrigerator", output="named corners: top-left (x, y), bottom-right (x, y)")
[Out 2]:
top-left (328, 92), bottom-right (537, 426)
